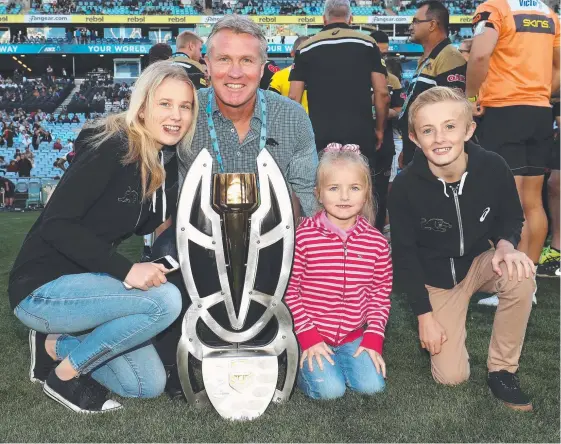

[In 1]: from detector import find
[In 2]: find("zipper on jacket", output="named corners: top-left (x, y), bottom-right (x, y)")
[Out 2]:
top-left (335, 239), bottom-right (348, 345)
top-left (134, 199), bottom-right (144, 230)
top-left (451, 185), bottom-right (464, 256)
top-left (450, 258), bottom-right (457, 286)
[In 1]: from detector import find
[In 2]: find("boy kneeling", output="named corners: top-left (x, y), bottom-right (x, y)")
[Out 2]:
top-left (389, 87), bottom-right (535, 411)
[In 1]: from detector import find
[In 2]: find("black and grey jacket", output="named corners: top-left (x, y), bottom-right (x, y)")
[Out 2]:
top-left (8, 126), bottom-right (176, 310)
top-left (171, 52), bottom-right (207, 90)
top-left (388, 142), bottom-right (523, 316)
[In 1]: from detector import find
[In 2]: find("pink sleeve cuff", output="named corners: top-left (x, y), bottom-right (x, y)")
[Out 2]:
top-left (297, 327), bottom-right (324, 351)
top-left (360, 332), bottom-right (384, 355)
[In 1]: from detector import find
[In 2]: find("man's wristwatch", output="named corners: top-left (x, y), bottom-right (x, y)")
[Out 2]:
top-left (467, 95), bottom-right (478, 103)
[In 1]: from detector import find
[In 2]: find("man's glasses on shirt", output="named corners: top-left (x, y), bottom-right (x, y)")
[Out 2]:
top-left (411, 18), bottom-right (434, 25)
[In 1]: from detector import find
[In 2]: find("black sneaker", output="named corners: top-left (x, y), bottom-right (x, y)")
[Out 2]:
top-left (29, 330), bottom-right (56, 384)
top-left (43, 370), bottom-right (122, 414)
top-left (487, 370), bottom-right (533, 412)
top-left (536, 259), bottom-right (560, 278)
top-left (164, 365), bottom-right (186, 401)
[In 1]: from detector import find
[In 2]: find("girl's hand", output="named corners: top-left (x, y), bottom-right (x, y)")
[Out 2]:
top-left (353, 346), bottom-right (387, 378)
top-left (300, 342), bottom-right (335, 372)
top-left (124, 263), bottom-right (168, 291)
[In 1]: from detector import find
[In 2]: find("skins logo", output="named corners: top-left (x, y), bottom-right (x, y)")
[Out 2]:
top-left (447, 74), bottom-right (466, 83)
top-left (514, 14), bottom-right (555, 34)
top-left (522, 18), bottom-right (550, 28)
top-left (267, 64), bottom-right (280, 73)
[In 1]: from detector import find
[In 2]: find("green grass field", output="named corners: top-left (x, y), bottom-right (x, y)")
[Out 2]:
top-left (0, 211), bottom-right (559, 443)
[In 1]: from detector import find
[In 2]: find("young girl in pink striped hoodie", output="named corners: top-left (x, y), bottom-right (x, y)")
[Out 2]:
top-left (285, 144), bottom-right (392, 400)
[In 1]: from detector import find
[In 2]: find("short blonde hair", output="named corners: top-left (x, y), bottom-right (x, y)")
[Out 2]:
top-left (315, 150), bottom-right (375, 225)
top-left (176, 30), bottom-right (203, 52)
top-left (408, 86), bottom-right (473, 136)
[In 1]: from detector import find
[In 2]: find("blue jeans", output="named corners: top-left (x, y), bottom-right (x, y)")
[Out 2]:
top-left (14, 273), bottom-right (182, 398)
top-left (297, 337), bottom-right (386, 400)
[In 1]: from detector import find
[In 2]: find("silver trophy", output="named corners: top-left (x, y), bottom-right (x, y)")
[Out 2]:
top-left (176, 148), bottom-right (298, 420)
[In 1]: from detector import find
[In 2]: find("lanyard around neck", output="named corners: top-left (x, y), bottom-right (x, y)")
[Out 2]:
top-left (206, 88), bottom-right (268, 173)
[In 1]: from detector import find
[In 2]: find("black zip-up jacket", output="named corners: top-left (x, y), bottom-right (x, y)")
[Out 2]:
top-left (388, 142), bottom-right (523, 316)
top-left (8, 127), bottom-right (175, 310)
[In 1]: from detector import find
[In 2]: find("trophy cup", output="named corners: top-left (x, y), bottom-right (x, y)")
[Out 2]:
top-left (176, 148), bottom-right (298, 420)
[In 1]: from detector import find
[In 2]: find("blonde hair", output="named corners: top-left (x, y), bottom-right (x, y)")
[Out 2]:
top-left (176, 30), bottom-right (203, 52)
top-left (315, 150), bottom-right (375, 225)
top-left (86, 61), bottom-right (199, 200)
top-left (408, 86), bottom-right (472, 136)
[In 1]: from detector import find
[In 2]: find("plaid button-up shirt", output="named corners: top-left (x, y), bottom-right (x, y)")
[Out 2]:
top-left (178, 88), bottom-right (318, 216)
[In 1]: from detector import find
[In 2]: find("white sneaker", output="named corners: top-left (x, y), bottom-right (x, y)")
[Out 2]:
top-left (478, 295), bottom-right (499, 306)
top-left (477, 292), bottom-right (537, 307)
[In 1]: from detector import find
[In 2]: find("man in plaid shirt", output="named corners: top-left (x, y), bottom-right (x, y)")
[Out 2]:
top-left (153, 15), bottom-right (318, 399)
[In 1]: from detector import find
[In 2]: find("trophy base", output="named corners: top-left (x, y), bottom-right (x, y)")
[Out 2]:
top-left (202, 350), bottom-right (278, 421)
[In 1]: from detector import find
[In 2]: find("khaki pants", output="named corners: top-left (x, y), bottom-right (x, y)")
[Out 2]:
top-left (426, 249), bottom-right (535, 385)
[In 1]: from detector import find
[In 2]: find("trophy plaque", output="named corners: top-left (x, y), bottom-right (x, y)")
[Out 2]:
top-left (176, 148), bottom-right (298, 420)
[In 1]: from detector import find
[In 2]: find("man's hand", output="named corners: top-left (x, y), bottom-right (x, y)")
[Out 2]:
top-left (299, 341), bottom-right (335, 372)
top-left (471, 100), bottom-right (485, 117)
top-left (493, 240), bottom-right (535, 281)
top-left (418, 312), bottom-right (447, 355)
top-left (353, 346), bottom-right (386, 378)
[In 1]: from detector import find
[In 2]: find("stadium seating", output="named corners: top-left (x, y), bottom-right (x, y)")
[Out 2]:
top-left (0, 78), bottom-right (75, 113)
top-left (0, 3), bottom-right (22, 14)
top-left (28, 1), bottom-right (200, 16)
top-left (394, 0), bottom-right (482, 15)
top-left (0, 118), bottom-right (83, 179)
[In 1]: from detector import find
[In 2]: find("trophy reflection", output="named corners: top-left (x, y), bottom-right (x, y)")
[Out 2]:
top-left (212, 173), bottom-right (258, 322)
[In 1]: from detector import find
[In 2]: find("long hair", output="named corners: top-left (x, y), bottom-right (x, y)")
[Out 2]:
top-left (86, 60), bottom-right (199, 200)
top-left (315, 150), bottom-right (375, 225)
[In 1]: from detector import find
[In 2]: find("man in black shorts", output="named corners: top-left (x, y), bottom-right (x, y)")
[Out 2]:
top-left (370, 30), bottom-right (405, 232)
top-left (0, 176), bottom-right (15, 208)
top-left (537, 99), bottom-right (560, 278)
top-left (466, 0), bottom-right (560, 286)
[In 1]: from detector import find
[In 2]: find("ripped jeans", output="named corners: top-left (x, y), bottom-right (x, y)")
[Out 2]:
top-left (297, 336), bottom-right (386, 400)
top-left (14, 273), bottom-right (182, 398)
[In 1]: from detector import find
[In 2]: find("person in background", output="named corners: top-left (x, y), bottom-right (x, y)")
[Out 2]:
top-left (148, 42), bottom-right (173, 66)
top-left (0, 176), bottom-right (15, 208)
top-left (269, 35), bottom-right (309, 113)
top-left (289, 0), bottom-right (389, 170)
top-left (466, 0), bottom-right (560, 304)
top-left (458, 38), bottom-right (472, 62)
top-left (53, 138), bottom-right (63, 151)
top-left (537, 97), bottom-right (560, 278)
top-left (399, 1), bottom-right (466, 167)
top-left (16, 153), bottom-right (32, 177)
top-left (172, 30), bottom-right (207, 89)
top-left (370, 30), bottom-right (405, 233)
